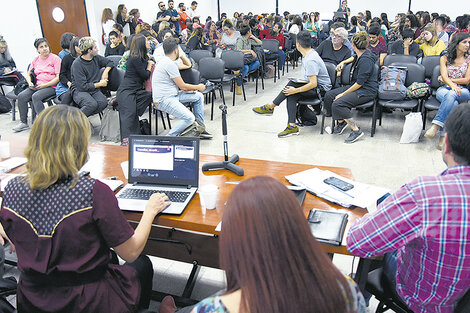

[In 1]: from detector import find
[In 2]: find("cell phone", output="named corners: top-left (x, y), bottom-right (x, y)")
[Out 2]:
top-left (323, 176), bottom-right (354, 192)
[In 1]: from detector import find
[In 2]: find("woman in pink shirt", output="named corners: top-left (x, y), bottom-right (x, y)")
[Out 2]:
top-left (13, 38), bottom-right (61, 133)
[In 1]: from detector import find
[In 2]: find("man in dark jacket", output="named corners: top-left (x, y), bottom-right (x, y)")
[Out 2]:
top-left (71, 37), bottom-right (113, 116)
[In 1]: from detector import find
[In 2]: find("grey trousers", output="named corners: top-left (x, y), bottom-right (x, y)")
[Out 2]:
top-left (73, 90), bottom-right (108, 117)
top-left (17, 87), bottom-right (56, 124)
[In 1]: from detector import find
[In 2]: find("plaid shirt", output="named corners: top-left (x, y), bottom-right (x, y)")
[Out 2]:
top-left (347, 165), bottom-right (470, 313)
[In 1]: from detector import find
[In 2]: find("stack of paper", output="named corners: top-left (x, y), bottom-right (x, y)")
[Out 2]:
top-left (285, 168), bottom-right (389, 209)
top-left (0, 157), bottom-right (27, 174)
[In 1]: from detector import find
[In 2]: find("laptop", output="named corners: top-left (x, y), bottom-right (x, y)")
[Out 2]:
top-left (116, 135), bottom-right (200, 215)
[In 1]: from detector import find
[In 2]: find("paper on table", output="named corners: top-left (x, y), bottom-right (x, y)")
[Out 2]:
top-left (215, 222), bottom-right (222, 232)
top-left (0, 157), bottom-right (27, 173)
top-left (121, 161), bottom-right (129, 179)
top-left (286, 168), bottom-right (389, 209)
top-left (100, 179), bottom-right (124, 192)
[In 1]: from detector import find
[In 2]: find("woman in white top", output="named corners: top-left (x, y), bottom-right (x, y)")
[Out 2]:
top-left (102, 8), bottom-right (115, 45)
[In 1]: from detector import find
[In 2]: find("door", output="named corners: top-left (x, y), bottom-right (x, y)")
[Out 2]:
top-left (36, 0), bottom-right (90, 54)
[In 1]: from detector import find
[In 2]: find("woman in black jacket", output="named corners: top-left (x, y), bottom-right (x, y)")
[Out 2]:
top-left (116, 34), bottom-right (154, 145)
top-left (323, 31), bottom-right (378, 143)
top-left (56, 37), bottom-right (80, 104)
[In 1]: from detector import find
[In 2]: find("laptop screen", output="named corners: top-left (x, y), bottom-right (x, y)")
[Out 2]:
top-left (128, 135), bottom-right (200, 187)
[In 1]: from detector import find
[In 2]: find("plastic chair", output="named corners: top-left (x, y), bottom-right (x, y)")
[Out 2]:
top-left (262, 39), bottom-right (281, 82)
top-left (189, 50), bottom-right (213, 66)
top-left (106, 55), bottom-right (123, 68)
top-left (383, 55), bottom-right (417, 66)
top-left (374, 63), bottom-right (426, 134)
top-left (421, 56), bottom-right (441, 79)
top-left (422, 65), bottom-right (441, 129)
top-left (221, 50), bottom-right (245, 106)
top-left (199, 57), bottom-right (226, 120)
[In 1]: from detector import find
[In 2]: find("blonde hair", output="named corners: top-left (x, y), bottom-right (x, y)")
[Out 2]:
top-left (78, 37), bottom-right (95, 55)
top-left (423, 25), bottom-right (438, 46)
top-left (352, 31), bottom-right (369, 50)
top-left (25, 105), bottom-right (91, 190)
top-left (158, 21), bottom-right (171, 34)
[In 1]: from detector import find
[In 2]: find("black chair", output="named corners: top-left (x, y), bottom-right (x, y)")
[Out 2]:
top-left (106, 55), bottom-right (123, 68)
top-left (5, 91), bottom-right (18, 121)
top-left (199, 57), bottom-right (226, 120)
top-left (374, 63), bottom-right (426, 134)
top-left (422, 65), bottom-right (441, 129)
top-left (31, 94), bottom-right (55, 122)
top-left (221, 50), bottom-right (245, 106)
top-left (285, 34), bottom-right (298, 71)
top-left (383, 55), bottom-right (417, 67)
top-left (189, 50), bottom-right (213, 66)
top-left (262, 39), bottom-right (281, 82)
top-left (421, 55), bottom-right (441, 80)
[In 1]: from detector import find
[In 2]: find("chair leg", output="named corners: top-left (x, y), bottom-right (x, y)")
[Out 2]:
top-left (422, 108), bottom-right (427, 130)
top-left (166, 113), bottom-right (171, 129)
top-left (11, 99), bottom-right (16, 121)
top-left (148, 104), bottom-right (152, 135)
top-left (220, 85), bottom-right (226, 105)
top-left (159, 110), bottom-right (167, 129)
top-left (210, 91), bottom-right (215, 120)
top-left (371, 101), bottom-right (377, 137)
top-left (241, 82), bottom-right (246, 101)
top-left (273, 62), bottom-right (277, 83)
top-left (232, 80), bottom-right (236, 106)
top-left (379, 106), bottom-right (383, 126)
top-left (320, 111), bottom-right (325, 134)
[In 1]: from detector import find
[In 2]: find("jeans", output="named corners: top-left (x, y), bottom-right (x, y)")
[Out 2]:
top-left (278, 50), bottom-right (286, 71)
top-left (156, 91), bottom-right (204, 136)
top-left (433, 86), bottom-right (470, 127)
top-left (237, 60), bottom-right (260, 86)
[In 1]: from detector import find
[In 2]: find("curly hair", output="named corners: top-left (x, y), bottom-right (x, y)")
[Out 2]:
top-left (447, 32), bottom-right (470, 65)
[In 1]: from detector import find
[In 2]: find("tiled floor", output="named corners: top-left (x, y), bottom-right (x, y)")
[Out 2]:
top-left (0, 62), bottom-right (445, 312)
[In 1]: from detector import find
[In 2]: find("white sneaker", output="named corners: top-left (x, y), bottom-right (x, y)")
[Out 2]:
top-left (13, 122), bottom-right (29, 133)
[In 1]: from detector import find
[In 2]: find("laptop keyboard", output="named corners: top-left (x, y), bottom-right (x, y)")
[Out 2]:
top-left (118, 189), bottom-right (191, 203)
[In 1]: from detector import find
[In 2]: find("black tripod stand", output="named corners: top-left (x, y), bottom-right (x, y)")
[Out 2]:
top-left (202, 104), bottom-right (244, 176)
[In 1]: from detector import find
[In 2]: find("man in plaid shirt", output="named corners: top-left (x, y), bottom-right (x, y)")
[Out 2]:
top-left (347, 103), bottom-right (470, 313)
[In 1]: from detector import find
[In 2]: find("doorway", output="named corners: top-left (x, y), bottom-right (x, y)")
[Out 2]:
top-left (36, 0), bottom-right (90, 54)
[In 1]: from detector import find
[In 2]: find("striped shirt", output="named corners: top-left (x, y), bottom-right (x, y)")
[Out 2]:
top-left (347, 165), bottom-right (470, 313)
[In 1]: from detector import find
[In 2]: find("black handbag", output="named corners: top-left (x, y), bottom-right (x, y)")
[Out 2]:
top-left (243, 53), bottom-right (256, 65)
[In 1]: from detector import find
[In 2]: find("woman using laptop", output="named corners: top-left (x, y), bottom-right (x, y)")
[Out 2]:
top-left (0, 105), bottom-right (170, 312)
top-left (189, 176), bottom-right (366, 313)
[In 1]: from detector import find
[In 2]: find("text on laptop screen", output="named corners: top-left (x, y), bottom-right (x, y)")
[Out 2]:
top-left (129, 136), bottom-right (199, 186)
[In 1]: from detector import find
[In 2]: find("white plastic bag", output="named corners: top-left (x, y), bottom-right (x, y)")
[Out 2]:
top-left (400, 112), bottom-right (423, 143)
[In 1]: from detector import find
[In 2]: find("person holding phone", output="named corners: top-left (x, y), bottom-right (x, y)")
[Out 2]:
top-left (13, 38), bottom-right (61, 133)
top-left (389, 27), bottom-right (420, 57)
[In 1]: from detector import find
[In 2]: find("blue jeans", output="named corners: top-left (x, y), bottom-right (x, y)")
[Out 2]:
top-left (433, 86), bottom-right (470, 127)
top-left (156, 91), bottom-right (204, 136)
top-left (237, 60), bottom-right (260, 86)
top-left (278, 50), bottom-right (286, 71)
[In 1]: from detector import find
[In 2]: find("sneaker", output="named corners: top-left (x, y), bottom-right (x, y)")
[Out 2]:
top-left (344, 128), bottom-right (364, 143)
top-left (200, 130), bottom-right (213, 139)
top-left (278, 125), bottom-right (300, 138)
top-left (13, 122), bottom-right (29, 133)
top-left (252, 104), bottom-right (274, 115)
top-left (333, 122), bottom-right (348, 134)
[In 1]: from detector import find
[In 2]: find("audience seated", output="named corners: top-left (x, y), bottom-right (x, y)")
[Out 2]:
top-left (404, 14), bottom-right (422, 39)
top-left (424, 33), bottom-right (470, 149)
top-left (347, 103), bottom-right (470, 313)
top-left (316, 27), bottom-right (351, 66)
top-left (153, 29), bottom-right (191, 70)
top-left (151, 38), bottom-right (209, 137)
top-left (252, 30), bottom-right (331, 138)
top-left (234, 25), bottom-right (262, 94)
top-left (104, 31), bottom-right (126, 57)
top-left (190, 176), bottom-right (366, 313)
top-left (58, 32), bottom-right (75, 59)
top-left (389, 27), bottom-right (420, 57)
top-left (367, 25), bottom-right (387, 65)
top-left (324, 31), bottom-right (378, 143)
top-left (13, 38), bottom-right (60, 133)
top-left (0, 105), bottom-right (169, 312)
top-left (186, 26), bottom-right (209, 53)
top-left (112, 23), bottom-right (127, 48)
top-left (0, 36), bottom-right (24, 86)
top-left (71, 37), bottom-right (112, 117)
top-left (415, 25), bottom-right (446, 57)
top-left (117, 34), bottom-right (154, 146)
top-left (204, 20), bottom-right (220, 47)
top-left (56, 37), bottom-right (81, 104)
top-left (259, 22), bottom-right (286, 71)
top-left (434, 15), bottom-right (449, 47)
top-left (328, 22), bottom-right (354, 54)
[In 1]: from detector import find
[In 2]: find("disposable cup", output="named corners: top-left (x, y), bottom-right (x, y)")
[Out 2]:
top-left (199, 184), bottom-right (219, 211)
top-left (0, 142), bottom-right (10, 159)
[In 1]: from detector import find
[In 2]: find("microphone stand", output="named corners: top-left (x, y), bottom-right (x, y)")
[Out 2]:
top-left (202, 104), bottom-right (244, 176)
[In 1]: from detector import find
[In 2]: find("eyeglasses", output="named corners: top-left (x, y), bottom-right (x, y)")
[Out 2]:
top-left (160, 5), bottom-right (165, 8)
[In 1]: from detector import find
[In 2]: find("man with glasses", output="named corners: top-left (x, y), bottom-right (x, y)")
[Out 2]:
top-left (356, 12), bottom-right (367, 31)
top-left (155, 1), bottom-right (171, 31)
top-left (316, 27), bottom-right (351, 66)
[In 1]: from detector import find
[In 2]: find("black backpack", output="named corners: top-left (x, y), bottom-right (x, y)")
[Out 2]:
top-left (0, 94), bottom-right (12, 114)
top-left (296, 105), bottom-right (317, 126)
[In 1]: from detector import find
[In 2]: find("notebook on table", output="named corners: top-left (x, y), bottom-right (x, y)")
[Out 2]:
top-left (116, 135), bottom-right (200, 215)
top-left (307, 209), bottom-right (348, 246)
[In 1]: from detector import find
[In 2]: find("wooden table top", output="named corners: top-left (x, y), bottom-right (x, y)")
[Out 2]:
top-left (5, 136), bottom-right (367, 255)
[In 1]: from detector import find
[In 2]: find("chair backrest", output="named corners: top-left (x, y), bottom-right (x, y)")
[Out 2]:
top-left (324, 62), bottom-right (337, 87)
top-left (455, 287), bottom-right (470, 313)
top-left (383, 54), bottom-right (417, 67)
top-left (389, 62), bottom-right (426, 86)
top-left (221, 50), bottom-right (244, 70)
top-left (430, 65), bottom-right (441, 89)
top-left (189, 50), bottom-right (213, 65)
top-left (106, 55), bottom-right (122, 68)
top-left (198, 57), bottom-right (225, 80)
top-left (180, 68), bottom-right (201, 85)
top-left (103, 67), bottom-right (125, 92)
top-left (421, 55), bottom-right (441, 79)
top-left (262, 39), bottom-right (280, 53)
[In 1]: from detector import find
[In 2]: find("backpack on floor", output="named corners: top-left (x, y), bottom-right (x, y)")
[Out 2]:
top-left (379, 66), bottom-right (407, 100)
top-left (264, 64), bottom-right (275, 79)
top-left (296, 105), bottom-right (317, 126)
top-left (406, 82), bottom-right (431, 99)
top-left (99, 106), bottom-right (121, 143)
top-left (0, 94), bottom-right (12, 113)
